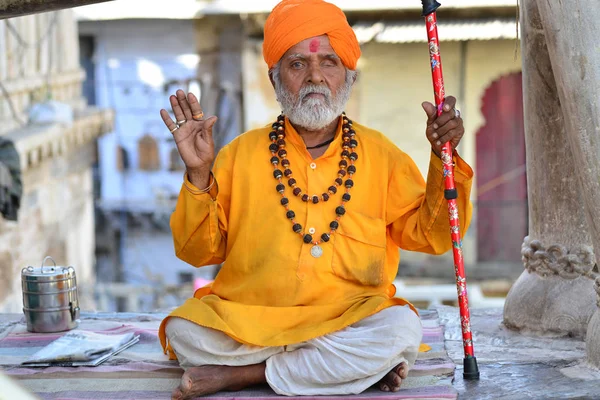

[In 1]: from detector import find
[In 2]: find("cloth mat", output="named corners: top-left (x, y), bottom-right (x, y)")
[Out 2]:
top-left (0, 310), bottom-right (456, 400)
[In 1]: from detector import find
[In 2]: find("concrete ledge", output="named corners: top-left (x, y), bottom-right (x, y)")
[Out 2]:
top-left (4, 107), bottom-right (114, 172)
top-left (73, 0), bottom-right (518, 21)
top-left (0, 0), bottom-right (113, 19)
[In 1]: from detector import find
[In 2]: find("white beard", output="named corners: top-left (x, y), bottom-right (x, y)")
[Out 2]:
top-left (275, 74), bottom-right (353, 131)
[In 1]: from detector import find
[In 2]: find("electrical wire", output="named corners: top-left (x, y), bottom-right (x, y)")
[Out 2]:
top-left (5, 13), bottom-right (58, 78)
top-left (0, 13), bottom-right (60, 127)
top-left (0, 80), bottom-right (25, 125)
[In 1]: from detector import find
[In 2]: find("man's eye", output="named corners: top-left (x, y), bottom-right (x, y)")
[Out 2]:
top-left (291, 62), bottom-right (304, 69)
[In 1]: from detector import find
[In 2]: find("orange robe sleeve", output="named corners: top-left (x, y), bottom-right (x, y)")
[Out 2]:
top-left (386, 150), bottom-right (473, 255)
top-left (169, 144), bottom-right (234, 267)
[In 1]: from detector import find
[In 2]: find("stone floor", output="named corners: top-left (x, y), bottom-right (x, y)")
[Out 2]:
top-left (438, 306), bottom-right (600, 399)
top-left (2, 306), bottom-right (600, 399)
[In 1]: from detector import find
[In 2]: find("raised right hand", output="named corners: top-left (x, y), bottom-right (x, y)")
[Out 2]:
top-left (160, 89), bottom-right (218, 189)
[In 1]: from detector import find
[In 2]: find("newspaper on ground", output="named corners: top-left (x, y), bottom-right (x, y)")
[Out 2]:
top-left (21, 330), bottom-right (140, 367)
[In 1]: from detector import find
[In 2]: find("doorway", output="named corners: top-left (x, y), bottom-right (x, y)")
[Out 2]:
top-left (476, 72), bottom-right (527, 262)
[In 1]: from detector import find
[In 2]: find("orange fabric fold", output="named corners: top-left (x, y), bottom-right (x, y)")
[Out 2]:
top-left (263, 0), bottom-right (361, 70)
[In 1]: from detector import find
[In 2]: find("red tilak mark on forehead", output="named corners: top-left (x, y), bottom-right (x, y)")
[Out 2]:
top-left (309, 39), bottom-right (320, 53)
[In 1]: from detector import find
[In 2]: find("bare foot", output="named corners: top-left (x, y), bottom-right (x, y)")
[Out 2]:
top-left (172, 363), bottom-right (266, 400)
top-left (378, 362), bottom-right (408, 392)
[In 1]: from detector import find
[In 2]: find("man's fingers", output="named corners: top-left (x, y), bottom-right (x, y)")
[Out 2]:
top-left (170, 95), bottom-right (187, 123)
top-left (160, 109), bottom-right (178, 131)
top-left (176, 89), bottom-right (193, 120)
top-left (188, 93), bottom-right (204, 117)
top-left (437, 131), bottom-right (455, 145)
top-left (429, 118), bottom-right (457, 146)
top-left (433, 107), bottom-right (460, 131)
top-left (437, 128), bottom-right (458, 144)
top-left (435, 118), bottom-right (459, 137)
top-left (442, 96), bottom-right (456, 112)
top-left (201, 116), bottom-right (218, 143)
top-left (426, 123), bottom-right (438, 143)
top-left (437, 128), bottom-right (463, 147)
top-left (421, 101), bottom-right (437, 125)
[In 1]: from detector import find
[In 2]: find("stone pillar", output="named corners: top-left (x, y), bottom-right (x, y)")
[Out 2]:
top-left (535, 0), bottom-right (600, 367)
top-left (502, 0), bottom-right (597, 339)
top-left (214, 18), bottom-right (244, 152)
top-left (535, 0), bottom-right (600, 260)
top-left (587, 283), bottom-right (600, 367)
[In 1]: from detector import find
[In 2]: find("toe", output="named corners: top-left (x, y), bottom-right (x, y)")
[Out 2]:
top-left (171, 388), bottom-right (184, 400)
top-left (379, 370), bottom-right (401, 392)
top-left (180, 371), bottom-right (194, 392)
top-left (396, 362), bottom-right (408, 379)
top-left (174, 371), bottom-right (195, 400)
top-left (379, 382), bottom-right (390, 392)
top-left (389, 372), bottom-right (402, 390)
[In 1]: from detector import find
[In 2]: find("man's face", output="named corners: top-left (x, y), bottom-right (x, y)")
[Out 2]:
top-left (279, 35), bottom-right (347, 103)
top-left (272, 35), bottom-right (355, 131)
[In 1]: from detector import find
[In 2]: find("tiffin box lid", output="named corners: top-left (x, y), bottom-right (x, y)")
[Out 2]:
top-left (21, 256), bottom-right (76, 281)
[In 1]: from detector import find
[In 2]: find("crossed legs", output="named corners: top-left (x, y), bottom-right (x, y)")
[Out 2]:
top-left (165, 305), bottom-right (422, 399)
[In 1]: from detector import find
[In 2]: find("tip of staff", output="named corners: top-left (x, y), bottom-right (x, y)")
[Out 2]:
top-left (463, 356), bottom-right (480, 380)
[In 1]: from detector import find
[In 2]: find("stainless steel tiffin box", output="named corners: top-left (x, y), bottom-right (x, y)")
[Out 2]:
top-left (21, 256), bottom-right (80, 333)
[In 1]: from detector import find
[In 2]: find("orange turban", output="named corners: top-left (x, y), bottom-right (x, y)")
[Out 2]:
top-left (263, 0), bottom-right (361, 70)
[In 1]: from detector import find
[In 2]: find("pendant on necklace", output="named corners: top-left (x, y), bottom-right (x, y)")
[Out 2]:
top-left (310, 245), bottom-right (323, 258)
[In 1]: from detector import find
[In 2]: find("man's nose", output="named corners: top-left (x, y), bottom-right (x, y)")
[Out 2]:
top-left (306, 63), bottom-right (325, 84)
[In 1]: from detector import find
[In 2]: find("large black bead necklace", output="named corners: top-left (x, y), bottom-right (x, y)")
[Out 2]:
top-left (270, 113), bottom-right (358, 258)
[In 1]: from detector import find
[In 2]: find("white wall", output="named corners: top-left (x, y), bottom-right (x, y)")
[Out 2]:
top-left (360, 40), bottom-right (521, 267)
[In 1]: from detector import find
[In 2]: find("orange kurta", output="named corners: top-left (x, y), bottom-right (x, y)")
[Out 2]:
top-left (159, 117), bottom-right (473, 357)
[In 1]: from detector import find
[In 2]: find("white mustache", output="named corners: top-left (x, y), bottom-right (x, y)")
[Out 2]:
top-left (299, 85), bottom-right (331, 103)
top-left (274, 73), bottom-right (353, 131)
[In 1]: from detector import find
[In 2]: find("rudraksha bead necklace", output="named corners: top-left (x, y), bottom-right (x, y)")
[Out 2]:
top-left (270, 113), bottom-right (358, 258)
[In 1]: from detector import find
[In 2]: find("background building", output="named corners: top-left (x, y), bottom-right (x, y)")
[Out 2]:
top-left (74, 0), bottom-right (523, 308)
top-left (0, 9), bottom-right (113, 312)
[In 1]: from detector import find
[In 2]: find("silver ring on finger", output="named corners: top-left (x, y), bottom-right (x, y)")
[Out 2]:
top-left (169, 125), bottom-right (179, 133)
top-left (453, 108), bottom-right (461, 119)
top-left (176, 119), bottom-right (187, 125)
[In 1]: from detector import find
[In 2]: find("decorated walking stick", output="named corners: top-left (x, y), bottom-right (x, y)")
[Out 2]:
top-left (420, 0), bottom-right (480, 380)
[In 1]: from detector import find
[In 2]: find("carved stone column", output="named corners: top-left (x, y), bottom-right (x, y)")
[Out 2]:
top-left (587, 281), bottom-right (600, 366)
top-left (534, 0), bottom-right (600, 367)
top-left (503, 0), bottom-right (597, 339)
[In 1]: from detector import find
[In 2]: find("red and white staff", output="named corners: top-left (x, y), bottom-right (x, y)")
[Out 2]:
top-left (420, 0), bottom-right (480, 380)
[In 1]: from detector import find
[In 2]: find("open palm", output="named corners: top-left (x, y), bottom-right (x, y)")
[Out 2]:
top-left (160, 89), bottom-right (218, 172)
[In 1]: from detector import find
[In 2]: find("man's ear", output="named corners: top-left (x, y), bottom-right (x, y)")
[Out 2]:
top-left (268, 70), bottom-right (276, 89)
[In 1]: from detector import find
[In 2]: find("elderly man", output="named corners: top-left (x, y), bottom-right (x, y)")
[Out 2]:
top-left (159, 0), bottom-right (473, 399)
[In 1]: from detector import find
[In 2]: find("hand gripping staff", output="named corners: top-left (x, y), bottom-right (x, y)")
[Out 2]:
top-left (420, 0), bottom-right (480, 380)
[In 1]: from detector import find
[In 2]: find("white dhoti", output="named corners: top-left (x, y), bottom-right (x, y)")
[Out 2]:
top-left (165, 305), bottom-right (422, 396)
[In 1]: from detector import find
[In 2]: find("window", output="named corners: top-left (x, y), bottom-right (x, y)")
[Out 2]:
top-left (116, 145), bottom-right (129, 171)
top-left (137, 134), bottom-right (160, 171)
